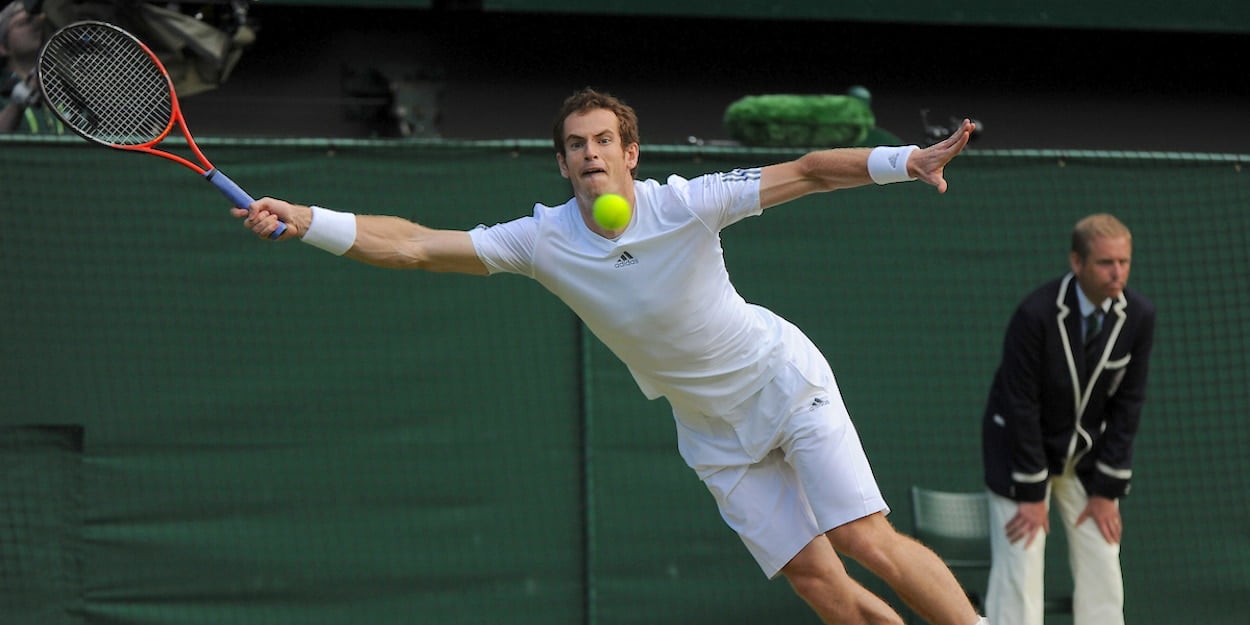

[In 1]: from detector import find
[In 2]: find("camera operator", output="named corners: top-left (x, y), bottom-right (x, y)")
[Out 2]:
top-left (0, 0), bottom-right (62, 134)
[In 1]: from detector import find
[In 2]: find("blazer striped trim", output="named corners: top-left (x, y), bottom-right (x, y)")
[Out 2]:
top-left (1097, 461), bottom-right (1132, 480)
top-left (1012, 469), bottom-right (1050, 484)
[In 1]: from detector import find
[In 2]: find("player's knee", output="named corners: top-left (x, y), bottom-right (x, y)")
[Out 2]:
top-left (782, 566), bottom-right (857, 619)
top-left (781, 547), bottom-right (845, 595)
top-left (783, 560), bottom-right (832, 588)
top-left (828, 514), bottom-right (904, 570)
top-left (782, 565), bottom-right (904, 625)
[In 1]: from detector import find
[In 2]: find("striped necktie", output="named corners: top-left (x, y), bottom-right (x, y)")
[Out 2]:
top-left (1084, 310), bottom-right (1104, 346)
top-left (1084, 310), bottom-right (1105, 369)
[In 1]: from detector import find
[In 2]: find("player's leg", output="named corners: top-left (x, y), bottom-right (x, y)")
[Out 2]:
top-left (780, 534), bottom-right (904, 625)
top-left (986, 490), bottom-right (1047, 625)
top-left (697, 451), bottom-right (902, 625)
top-left (1051, 472), bottom-right (1123, 625)
top-left (779, 393), bottom-right (980, 625)
top-left (827, 512), bottom-right (981, 625)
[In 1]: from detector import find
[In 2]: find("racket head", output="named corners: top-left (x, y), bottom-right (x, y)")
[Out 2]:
top-left (36, 21), bottom-right (178, 149)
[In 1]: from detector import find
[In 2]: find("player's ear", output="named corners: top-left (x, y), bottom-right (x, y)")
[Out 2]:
top-left (556, 152), bottom-right (570, 179)
top-left (625, 143), bottom-right (639, 170)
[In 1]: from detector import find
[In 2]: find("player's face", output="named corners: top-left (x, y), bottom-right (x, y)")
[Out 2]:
top-left (556, 108), bottom-right (638, 199)
top-left (1070, 235), bottom-right (1132, 304)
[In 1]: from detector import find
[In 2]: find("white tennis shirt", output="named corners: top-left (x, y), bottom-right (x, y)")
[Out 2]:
top-left (468, 170), bottom-right (790, 416)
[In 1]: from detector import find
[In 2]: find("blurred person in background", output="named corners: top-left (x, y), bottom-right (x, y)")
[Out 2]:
top-left (0, 0), bottom-right (63, 134)
top-left (2, 0), bottom-right (254, 134)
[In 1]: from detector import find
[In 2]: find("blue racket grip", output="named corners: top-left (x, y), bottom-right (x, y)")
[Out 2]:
top-left (205, 168), bottom-right (286, 239)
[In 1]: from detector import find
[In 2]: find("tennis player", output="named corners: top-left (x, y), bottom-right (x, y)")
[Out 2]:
top-left (238, 88), bottom-right (985, 625)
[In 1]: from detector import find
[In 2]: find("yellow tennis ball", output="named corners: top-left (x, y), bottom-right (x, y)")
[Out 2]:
top-left (592, 193), bottom-right (631, 230)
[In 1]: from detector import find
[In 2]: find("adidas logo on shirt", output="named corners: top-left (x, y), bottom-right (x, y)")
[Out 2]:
top-left (614, 251), bottom-right (639, 268)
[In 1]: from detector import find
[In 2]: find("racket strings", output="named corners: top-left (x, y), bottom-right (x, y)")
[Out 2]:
top-left (39, 23), bottom-right (174, 145)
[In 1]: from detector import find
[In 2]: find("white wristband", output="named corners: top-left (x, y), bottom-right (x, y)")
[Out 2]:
top-left (301, 205), bottom-right (356, 255)
top-left (867, 145), bottom-right (919, 184)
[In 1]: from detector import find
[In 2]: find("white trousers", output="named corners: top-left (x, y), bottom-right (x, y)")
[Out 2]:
top-left (986, 469), bottom-right (1123, 625)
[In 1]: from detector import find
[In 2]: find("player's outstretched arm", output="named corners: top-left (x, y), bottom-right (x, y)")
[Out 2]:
top-left (234, 198), bottom-right (489, 275)
top-left (758, 118), bottom-right (975, 208)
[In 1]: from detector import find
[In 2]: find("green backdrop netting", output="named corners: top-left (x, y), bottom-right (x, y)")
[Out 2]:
top-left (1, 137), bottom-right (1247, 625)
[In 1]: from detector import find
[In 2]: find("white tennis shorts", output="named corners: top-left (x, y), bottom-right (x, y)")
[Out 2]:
top-left (672, 360), bottom-right (889, 579)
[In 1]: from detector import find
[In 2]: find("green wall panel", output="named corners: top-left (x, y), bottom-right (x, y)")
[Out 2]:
top-left (2, 137), bottom-right (1247, 624)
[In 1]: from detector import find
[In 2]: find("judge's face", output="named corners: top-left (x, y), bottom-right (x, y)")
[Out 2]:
top-left (1071, 235), bottom-right (1132, 304)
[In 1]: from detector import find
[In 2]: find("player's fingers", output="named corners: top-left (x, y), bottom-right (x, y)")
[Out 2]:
top-left (955, 118), bottom-right (973, 142)
top-left (242, 209), bottom-right (261, 228)
top-left (252, 197), bottom-right (285, 214)
top-left (245, 210), bottom-right (273, 236)
top-left (933, 120), bottom-right (965, 150)
top-left (254, 212), bottom-right (291, 241)
top-left (258, 214), bottom-right (280, 238)
top-left (264, 216), bottom-right (289, 240)
top-left (936, 119), bottom-right (973, 156)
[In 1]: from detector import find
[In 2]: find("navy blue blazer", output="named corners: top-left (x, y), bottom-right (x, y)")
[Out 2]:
top-left (982, 273), bottom-right (1156, 502)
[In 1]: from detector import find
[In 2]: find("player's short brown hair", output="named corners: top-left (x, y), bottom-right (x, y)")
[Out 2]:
top-left (552, 87), bottom-right (640, 175)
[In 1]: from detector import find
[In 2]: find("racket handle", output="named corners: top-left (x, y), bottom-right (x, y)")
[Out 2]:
top-left (205, 169), bottom-right (286, 239)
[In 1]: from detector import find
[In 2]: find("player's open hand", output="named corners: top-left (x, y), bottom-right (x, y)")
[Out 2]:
top-left (908, 118), bottom-right (975, 193)
top-left (233, 198), bottom-right (310, 240)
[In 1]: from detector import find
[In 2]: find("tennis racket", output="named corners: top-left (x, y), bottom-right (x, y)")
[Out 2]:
top-left (36, 20), bottom-right (285, 238)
